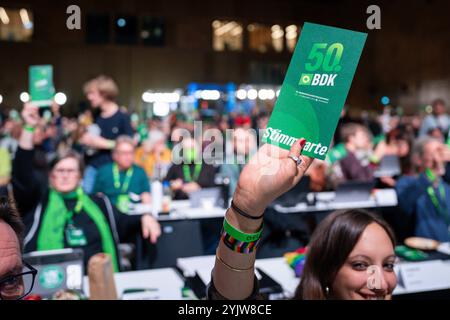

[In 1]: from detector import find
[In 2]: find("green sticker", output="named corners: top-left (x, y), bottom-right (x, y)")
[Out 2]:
top-left (39, 265), bottom-right (65, 289)
top-left (264, 23), bottom-right (367, 160)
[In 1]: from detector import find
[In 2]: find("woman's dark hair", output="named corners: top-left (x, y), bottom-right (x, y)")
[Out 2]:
top-left (294, 209), bottom-right (396, 300)
top-left (0, 196), bottom-right (24, 251)
top-left (49, 150), bottom-right (85, 174)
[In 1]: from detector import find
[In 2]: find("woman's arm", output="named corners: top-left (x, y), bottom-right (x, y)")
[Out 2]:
top-left (211, 139), bottom-right (313, 299)
top-left (11, 104), bottom-right (42, 213)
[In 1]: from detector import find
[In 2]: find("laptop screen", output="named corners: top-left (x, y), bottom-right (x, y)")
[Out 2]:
top-left (189, 187), bottom-right (222, 208)
top-left (23, 249), bottom-right (84, 299)
top-left (334, 181), bottom-right (375, 203)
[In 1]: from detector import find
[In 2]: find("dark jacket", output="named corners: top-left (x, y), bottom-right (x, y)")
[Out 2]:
top-left (164, 163), bottom-right (218, 200)
top-left (396, 173), bottom-right (450, 242)
top-left (339, 151), bottom-right (375, 182)
top-left (12, 147), bottom-right (141, 270)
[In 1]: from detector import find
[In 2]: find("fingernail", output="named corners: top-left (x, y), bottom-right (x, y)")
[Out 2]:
top-left (300, 138), bottom-right (306, 148)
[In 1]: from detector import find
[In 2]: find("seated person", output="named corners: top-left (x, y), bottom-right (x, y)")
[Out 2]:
top-left (12, 104), bottom-right (158, 271)
top-left (93, 135), bottom-right (160, 244)
top-left (220, 128), bottom-right (257, 194)
top-left (165, 137), bottom-right (217, 200)
top-left (396, 137), bottom-right (450, 242)
top-left (336, 123), bottom-right (384, 182)
top-left (418, 98), bottom-right (449, 138)
top-left (135, 130), bottom-right (172, 179)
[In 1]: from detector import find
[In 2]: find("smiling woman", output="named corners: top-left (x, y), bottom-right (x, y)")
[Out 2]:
top-left (295, 209), bottom-right (397, 300)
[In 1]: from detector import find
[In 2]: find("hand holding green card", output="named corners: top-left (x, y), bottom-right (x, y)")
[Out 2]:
top-left (263, 23), bottom-right (367, 160)
top-left (29, 65), bottom-right (55, 107)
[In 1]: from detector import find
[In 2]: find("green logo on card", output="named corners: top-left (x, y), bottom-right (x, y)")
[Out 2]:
top-left (299, 73), bottom-right (313, 85)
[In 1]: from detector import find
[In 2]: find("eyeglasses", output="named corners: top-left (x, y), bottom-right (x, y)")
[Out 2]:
top-left (0, 261), bottom-right (37, 300)
top-left (53, 168), bottom-right (79, 175)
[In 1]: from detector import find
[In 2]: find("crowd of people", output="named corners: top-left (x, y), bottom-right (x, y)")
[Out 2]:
top-left (0, 74), bottom-right (450, 300)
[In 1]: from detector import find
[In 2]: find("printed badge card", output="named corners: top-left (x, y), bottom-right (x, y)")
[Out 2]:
top-left (263, 23), bottom-right (367, 160)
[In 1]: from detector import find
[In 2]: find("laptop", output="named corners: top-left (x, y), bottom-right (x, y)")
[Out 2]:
top-left (23, 248), bottom-right (84, 299)
top-left (334, 181), bottom-right (375, 203)
top-left (189, 187), bottom-right (222, 208)
top-left (373, 155), bottom-right (401, 178)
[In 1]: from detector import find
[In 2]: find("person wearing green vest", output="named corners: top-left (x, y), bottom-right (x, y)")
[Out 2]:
top-left (93, 135), bottom-right (161, 244)
top-left (12, 104), bottom-right (158, 272)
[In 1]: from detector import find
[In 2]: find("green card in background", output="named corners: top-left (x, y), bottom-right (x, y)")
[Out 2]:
top-left (263, 23), bottom-right (367, 160)
top-left (29, 65), bottom-right (55, 107)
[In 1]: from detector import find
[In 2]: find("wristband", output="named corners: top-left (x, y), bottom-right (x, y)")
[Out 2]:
top-left (231, 200), bottom-right (264, 220)
top-left (221, 217), bottom-right (262, 253)
top-left (24, 125), bottom-right (36, 133)
top-left (223, 217), bottom-right (262, 242)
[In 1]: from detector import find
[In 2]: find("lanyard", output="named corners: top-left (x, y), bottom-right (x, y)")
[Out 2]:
top-left (113, 164), bottom-right (134, 193)
top-left (425, 169), bottom-right (449, 225)
top-left (183, 164), bottom-right (202, 183)
top-left (66, 187), bottom-right (84, 225)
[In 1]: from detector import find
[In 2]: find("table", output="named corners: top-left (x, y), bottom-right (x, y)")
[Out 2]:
top-left (176, 254), bottom-right (450, 298)
top-left (131, 190), bottom-right (399, 268)
top-left (131, 200), bottom-right (227, 220)
top-left (273, 188), bottom-right (398, 214)
top-left (83, 268), bottom-right (185, 299)
top-left (82, 250), bottom-right (450, 299)
top-left (130, 189), bottom-right (398, 219)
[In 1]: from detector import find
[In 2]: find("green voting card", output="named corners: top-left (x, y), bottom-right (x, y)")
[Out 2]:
top-left (29, 65), bottom-right (55, 107)
top-left (263, 23), bottom-right (367, 160)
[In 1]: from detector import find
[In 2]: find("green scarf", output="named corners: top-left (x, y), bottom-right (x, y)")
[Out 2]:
top-left (37, 188), bottom-right (119, 272)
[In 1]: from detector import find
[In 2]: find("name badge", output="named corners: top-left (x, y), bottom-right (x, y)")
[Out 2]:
top-left (65, 225), bottom-right (87, 247)
top-left (117, 194), bottom-right (130, 213)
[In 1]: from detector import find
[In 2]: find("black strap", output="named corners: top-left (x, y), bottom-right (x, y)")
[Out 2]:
top-left (231, 200), bottom-right (264, 220)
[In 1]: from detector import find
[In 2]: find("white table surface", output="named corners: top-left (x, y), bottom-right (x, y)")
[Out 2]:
top-left (129, 189), bottom-right (398, 220)
top-left (83, 268), bottom-right (185, 300)
top-left (81, 252), bottom-right (450, 300)
top-left (274, 189), bottom-right (398, 213)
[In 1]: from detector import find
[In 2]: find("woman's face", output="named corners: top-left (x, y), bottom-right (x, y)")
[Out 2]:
top-left (49, 158), bottom-right (81, 193)
top-left (331, 223), bottom-right (397, 300)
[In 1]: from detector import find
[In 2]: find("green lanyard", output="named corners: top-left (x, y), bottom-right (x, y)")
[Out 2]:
top-left (113, 164), bottom-right (134, 193)
top-left (183, 164), bottom-right (202, 183)
top-left (65, 187), bottom-right (84, 226)
top-left (425, 169), bottom-right (449, 225)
